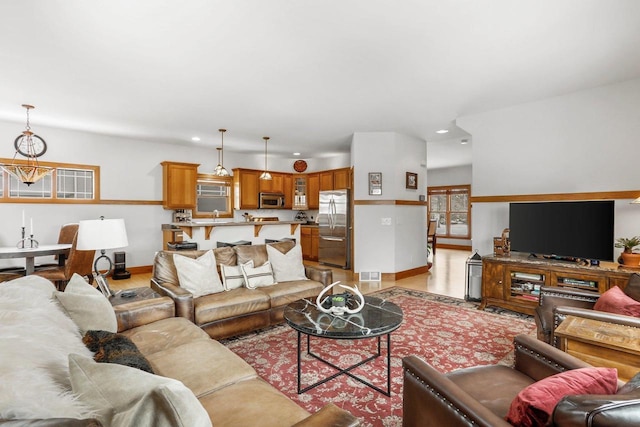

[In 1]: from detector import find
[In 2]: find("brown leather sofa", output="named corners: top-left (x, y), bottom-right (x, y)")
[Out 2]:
top-left (0, 276), bottom-right (358, 427)
top-left (151, 241), bottom-right (332, 339)
top-left (534, 273), bottom-right (640, 346)
top-left (402, 334), bottom-right (640, 427)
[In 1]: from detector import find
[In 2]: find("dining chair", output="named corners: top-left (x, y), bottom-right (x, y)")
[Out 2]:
top-left (427, 220), bottom-right (437, 256)
top-left (32, 233), bottom-right (95, 291)
top-left (35, 223), bottom-right (79, 268)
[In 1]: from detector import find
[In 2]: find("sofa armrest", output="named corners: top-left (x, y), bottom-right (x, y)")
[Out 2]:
top-left (402, 355), bottom-right (510, 427)
top-left (114, 296), bottom-right (175, 332)
top-left (304, 266), bottom-right (333, 287)
top-left (291, 404), bottom-right (359, 427)
top-left (535, 286), bottom-right (600, 344)
top-left (150, 277), bottom-right (195, 322)
top-left (553, 395), bottom-right (640, 426)
top-left (512, 334), bottom-right (592, 381)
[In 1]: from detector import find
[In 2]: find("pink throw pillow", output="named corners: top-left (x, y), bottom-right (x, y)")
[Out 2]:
top-left (505, 367), bottom-right (618, 426)
top-left (594, 286), bottom-right (640, 317)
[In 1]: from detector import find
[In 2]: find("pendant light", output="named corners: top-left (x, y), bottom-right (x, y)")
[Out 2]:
top-left (1, 104), bottom-right (54, 186)
top-left (213, 128), bottom-right (229, 177)
top-left (259, 136), bottom-right (272, 180)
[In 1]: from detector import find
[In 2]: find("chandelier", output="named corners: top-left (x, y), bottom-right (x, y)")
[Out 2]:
top-left (213, 128), bottom-right (230, 177)
top-left (259, 136), bottom-right (272, 180)
top-left (1, 104), bottom-right (53, 186)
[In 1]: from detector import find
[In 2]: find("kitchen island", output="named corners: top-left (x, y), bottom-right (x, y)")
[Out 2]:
top-left (162, 220), bottom-right (304, 250)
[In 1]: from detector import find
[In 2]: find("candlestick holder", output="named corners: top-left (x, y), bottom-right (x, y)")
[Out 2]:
top-left (16, 231), bottom-right (39, 249)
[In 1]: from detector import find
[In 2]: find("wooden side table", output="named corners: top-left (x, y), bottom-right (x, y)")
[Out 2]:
top-left (554, 315), bottom-right (640, 382)
top-left (109, 287), bottom-right (160, 307)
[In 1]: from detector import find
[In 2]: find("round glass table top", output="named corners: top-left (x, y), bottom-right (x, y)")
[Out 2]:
top-left (284, 295), bottom-right (403, 338)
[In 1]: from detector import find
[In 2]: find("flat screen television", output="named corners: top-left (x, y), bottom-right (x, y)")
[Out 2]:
top-left (509, 201), bottom-right (614, 261)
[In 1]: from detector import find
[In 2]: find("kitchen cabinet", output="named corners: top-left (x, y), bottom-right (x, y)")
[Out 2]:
top-left (161, 161), bottom-right (199, 209)
top-left (292, 175), bottom-right (308, 210)
top-left (319, 171), bottom-right (333, 191)
top-left (319, 167), bottom-right (351, 191)
top-left (307, 173), bottom-right (320, 209)
top-left (233, 168), bottom-right (260, 210)
top-left (283, 174), bottom-right (293, 209)
top-left (259, 172), bottom-right (285, 194)
top-left (333, 167), bottom-right (351, 190)
top-left (301, 226), bottom-right (319, 261)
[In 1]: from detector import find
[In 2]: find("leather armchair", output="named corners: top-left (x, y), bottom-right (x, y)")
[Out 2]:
top-left (402, 334), bottom-right (640, 427)
top-left (535, 273), bottom-right (640, 347)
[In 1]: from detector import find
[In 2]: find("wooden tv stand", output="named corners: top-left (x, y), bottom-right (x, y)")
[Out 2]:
top-left (480, 253), bottom-right (634, 315)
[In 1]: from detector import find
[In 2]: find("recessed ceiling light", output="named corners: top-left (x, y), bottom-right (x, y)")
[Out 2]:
top-left (293, 152), bottom-right (301, 156)
top-left (436, 129), bottom-right (449, 134)
top-left (191, 136), bottom-right (201, 142)
top-left (461, 139), bottom-right (469, 145)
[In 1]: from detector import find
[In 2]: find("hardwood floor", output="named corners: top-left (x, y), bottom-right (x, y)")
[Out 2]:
top-left (109, 248), bottom-right (472, 299)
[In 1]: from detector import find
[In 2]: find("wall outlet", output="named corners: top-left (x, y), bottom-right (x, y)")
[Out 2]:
top-left (381, 217), bottom-right (392, 226)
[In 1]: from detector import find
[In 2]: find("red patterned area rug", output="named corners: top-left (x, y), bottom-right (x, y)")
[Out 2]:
top-left (222, 287), bottom-right (535, 427)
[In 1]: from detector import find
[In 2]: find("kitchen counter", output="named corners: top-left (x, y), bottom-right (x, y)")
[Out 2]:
top-left (164, 220), bottom-right (304, 240)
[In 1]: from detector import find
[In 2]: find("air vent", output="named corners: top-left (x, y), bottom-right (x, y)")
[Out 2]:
top-left (359, 271), bottom-right (381, 282)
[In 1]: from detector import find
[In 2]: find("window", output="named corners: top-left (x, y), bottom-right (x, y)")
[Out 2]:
top-left (0, 159), bottom-right (98, 202)
top-left (427, 185), bottom-right (471, 239)
top-left (194, 174), bottom-right (232, 217)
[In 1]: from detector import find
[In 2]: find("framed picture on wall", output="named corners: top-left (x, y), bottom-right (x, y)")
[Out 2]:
top-left (406, 172), bottom-right (418, 190)
top-left (368, 172), bottom-right (382, 195)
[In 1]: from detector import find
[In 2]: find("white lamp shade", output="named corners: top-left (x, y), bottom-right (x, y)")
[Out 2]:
top-left (77, 218), bottom-right (128, 250)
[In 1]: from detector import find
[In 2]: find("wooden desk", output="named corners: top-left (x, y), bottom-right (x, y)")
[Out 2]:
top-left (0, 244), bottom-right (71, 275)
top-left (554, 315), bottom-right (640, 382)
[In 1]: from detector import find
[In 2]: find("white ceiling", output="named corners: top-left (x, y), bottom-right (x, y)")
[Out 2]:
top-left (1, 1), bottom-right (640, 165)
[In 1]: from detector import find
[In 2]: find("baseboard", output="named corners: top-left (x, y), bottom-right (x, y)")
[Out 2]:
top-left (381, 265), bottom-right (431, 281)
top-left (436, 243), bottom-right (472, 251)
top-left (127, 265), bottom-right (152, 275)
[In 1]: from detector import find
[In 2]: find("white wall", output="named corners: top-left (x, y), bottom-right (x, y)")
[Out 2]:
top-left (458, 77), bottom-right (640, 258)
top-left (351, 132), bottom-right (428, 274)
top-left (0, 120), bottom-right (349, 269)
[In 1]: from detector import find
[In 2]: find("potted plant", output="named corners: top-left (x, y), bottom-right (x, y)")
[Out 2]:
top-left (615, 236), bottom-right (640, 266)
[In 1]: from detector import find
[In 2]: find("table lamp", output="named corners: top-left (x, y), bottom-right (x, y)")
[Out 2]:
top-left (77, 217), bottom-right (129, 277)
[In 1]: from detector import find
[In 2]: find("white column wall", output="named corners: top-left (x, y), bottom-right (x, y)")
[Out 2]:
top-left (458, 77), bottom-right (640, 258)
top-left (351, 132), bottom-right (427, 274)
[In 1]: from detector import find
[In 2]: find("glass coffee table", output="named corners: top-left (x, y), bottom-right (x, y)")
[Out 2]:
top-left (284, 295), bottom-right (403, 396)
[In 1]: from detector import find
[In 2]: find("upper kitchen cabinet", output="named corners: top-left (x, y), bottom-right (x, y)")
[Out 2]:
top-left (259, 172), bottom-right (285, 194)
top-left (307, 173), bottom-right (320, 209)
top-left (283, 174), bottom-right (293, 209)
top-left (161, 161), bottom-right (199, 209)
top-left (319, 170), bottom-right (334, 191)
top-left (292, 175), bottom-right (308, 210)
top-left (333, 167), bottom-right (351, 190)
top-left (233, 168), bottom-right (260, 210)
top-left (319, 168), bottom-right (352, 191)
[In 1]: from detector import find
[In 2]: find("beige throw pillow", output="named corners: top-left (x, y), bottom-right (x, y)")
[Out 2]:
top-left (241, 261), bottom-right (276, 289)
top-left (54, 273), bottom-right (117, 334)
top-left (69, 354), bottom-right (211, 427)
top-left (173, 250), bottom-right (224, 297)
top-left (220, 260), bottom-right (253, 290)
top-left (266, 244), bottom-right (308, 282)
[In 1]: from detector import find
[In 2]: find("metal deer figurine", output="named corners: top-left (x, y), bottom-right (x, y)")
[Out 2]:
top-left (316, 281), bottom-right (365, 316)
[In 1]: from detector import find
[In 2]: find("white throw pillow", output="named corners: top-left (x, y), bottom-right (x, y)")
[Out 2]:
top-left (241, 261), bottom-right (276, 289)
top-left (266, 244), bottom-right (308, 282)
top-left (220, 260), bottom-right (253, 290)
top-left (69, 354), bottom-right (211, 427)
top-left (173, 250), bottom-right (224, 297)
top-left (54, 273), bottom-right (117, 334)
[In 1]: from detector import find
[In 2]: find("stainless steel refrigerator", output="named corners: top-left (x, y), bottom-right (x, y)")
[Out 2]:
top-left (318, 189), bottom-right (351, 269)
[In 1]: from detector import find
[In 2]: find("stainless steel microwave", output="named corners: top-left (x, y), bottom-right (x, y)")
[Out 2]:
top-left (259, 192), bottom-right (285, 209)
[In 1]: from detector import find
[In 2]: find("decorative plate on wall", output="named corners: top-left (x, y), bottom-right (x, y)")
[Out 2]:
top-left (293, 160), bottom-right (308, 173)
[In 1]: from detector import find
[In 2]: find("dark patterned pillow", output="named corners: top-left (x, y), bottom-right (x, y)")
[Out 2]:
top-left (83, 330), bottom-right (154, 373)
